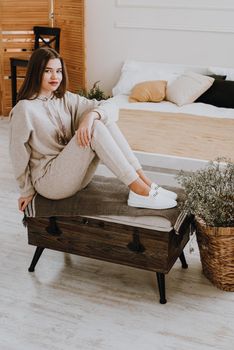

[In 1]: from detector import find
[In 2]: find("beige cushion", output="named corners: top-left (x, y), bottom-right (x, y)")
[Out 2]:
top-left (129, 80), bottom-right (167, 102)
top-left (166, 71), bottom-right (214, 106)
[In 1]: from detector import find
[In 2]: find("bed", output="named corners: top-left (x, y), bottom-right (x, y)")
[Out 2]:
top-left (106, 60), bottom-right (234, 183)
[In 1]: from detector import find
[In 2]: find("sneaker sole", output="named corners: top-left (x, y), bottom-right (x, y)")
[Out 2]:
top-left (127, 200), bottom-right (177, 210)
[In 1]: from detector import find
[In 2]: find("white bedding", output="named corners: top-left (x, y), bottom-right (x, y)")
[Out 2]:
top-left (111, 94), bottom-right (234, 120)
top-left (110, 60), bottom-right (234, 119)
top-left (101, 60), bottom-right (234, 179)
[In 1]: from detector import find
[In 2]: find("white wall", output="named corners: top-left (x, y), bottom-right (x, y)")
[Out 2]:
top-left (85, 0), bottom-right (234, 95)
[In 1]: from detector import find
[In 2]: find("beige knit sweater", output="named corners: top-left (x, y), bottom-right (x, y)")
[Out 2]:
top-left (9, 91), bottom-right (117, 197)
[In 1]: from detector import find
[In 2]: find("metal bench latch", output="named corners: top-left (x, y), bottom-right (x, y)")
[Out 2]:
top-left (46, 216), bottom-right (62, 236)
top-left (127, 232), bottom-right (145, 253)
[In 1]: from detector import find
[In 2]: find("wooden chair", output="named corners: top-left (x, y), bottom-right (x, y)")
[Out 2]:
top-left (10, 26), bottom-right (61, 106)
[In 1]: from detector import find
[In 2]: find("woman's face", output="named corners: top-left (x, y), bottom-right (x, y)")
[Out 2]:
top-left (40, 58), bottom-right (63, 97)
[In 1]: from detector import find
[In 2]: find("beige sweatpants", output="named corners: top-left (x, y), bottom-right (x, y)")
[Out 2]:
top-left (34, 121), bottom-right (142, 199)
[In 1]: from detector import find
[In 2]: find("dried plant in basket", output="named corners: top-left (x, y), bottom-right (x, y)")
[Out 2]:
top-left (177, 159), bottom-right (234, 291)
top-left (177, 158), bottom-right (234, 227)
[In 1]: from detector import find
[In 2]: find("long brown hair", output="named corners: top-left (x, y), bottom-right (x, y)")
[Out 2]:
top-left (17, 47), bottom-right (68, 102)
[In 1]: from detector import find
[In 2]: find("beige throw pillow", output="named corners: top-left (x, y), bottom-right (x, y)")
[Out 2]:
top-left (129, 80), bottom-right (167, 102)
top-left (166, 71), bottom-right (214, 106)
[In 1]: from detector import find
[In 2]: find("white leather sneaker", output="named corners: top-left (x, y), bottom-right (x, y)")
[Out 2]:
top-left (151, 183), bottom-right (177, 200)
top-left (127, 189), bottom-right (177, 210)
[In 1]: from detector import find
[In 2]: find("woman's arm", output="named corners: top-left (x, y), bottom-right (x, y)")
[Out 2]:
top-left (76, 111), bottom-right (100, 147)
top-left (66, 92), bottom-right (119, 128)
top-left (9, 104), bottom-right (36, 202)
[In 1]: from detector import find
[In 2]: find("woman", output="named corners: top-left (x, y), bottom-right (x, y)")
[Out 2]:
top-left (9, 47), bottom-right (177, 212)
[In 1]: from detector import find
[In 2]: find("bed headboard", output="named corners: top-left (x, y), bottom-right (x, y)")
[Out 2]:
top-left (112, 60), bottom-right (210, 96)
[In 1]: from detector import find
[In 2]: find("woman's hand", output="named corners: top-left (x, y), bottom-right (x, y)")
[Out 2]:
top-left (18, 195), bottom-right (34, 212)
top-left (77, 111), bottom-right (100, 148)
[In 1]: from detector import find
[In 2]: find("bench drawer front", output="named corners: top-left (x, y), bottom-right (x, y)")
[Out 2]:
top-left (27, 216), bottom-right (189, 273)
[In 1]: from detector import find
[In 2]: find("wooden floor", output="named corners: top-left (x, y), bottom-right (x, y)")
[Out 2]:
top-left (0, 118), bottom-right (233, 350)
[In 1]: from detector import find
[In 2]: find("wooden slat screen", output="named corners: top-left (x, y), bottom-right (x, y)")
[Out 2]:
top-left (0, 1), bottom-right (4, 115)
top-left (0, 0), bottom-right (85, 116)
top-left (0, 0), bottom-right (52, 116)
top-left (54, 0), bottom-right (85, 94)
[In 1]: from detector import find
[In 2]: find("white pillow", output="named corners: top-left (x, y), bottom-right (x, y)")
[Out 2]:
top-left (112, 60), bottom-right (209, 96)
top-left (166, 71), bottom-right (214, 106)
top-left (112, 70), bottom-right (178, 96)
top-left (208, 66), bottom-right (234, 81)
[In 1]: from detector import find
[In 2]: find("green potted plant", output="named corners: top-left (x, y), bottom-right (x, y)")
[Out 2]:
top-left (78, 81), bottom-right (110, 101)
top-left (177, 158), bottom-right (234, 291)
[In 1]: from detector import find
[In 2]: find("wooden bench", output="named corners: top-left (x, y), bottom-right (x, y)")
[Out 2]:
top-left (26, 212), bottom-right (191, 304)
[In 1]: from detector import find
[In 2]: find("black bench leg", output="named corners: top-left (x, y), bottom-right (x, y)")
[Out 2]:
top-left (179, 251), bottom-right (188, 269)
top-left (28, 247), bottom-right (45, 272)
top-left (156, 272), bottom-right (167, 304)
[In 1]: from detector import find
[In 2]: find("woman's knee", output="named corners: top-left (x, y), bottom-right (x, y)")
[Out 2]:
top-left (93, 119), bottom-right (103, 128)
top-left (92, 119), bottom-right (106, 137)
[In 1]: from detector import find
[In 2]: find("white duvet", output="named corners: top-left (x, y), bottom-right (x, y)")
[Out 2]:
top-left (111, 94), bottom-right (234, 120)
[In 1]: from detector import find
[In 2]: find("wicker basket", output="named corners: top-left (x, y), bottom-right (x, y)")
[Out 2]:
top-left (196, 219), bottom-right (234, 291)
